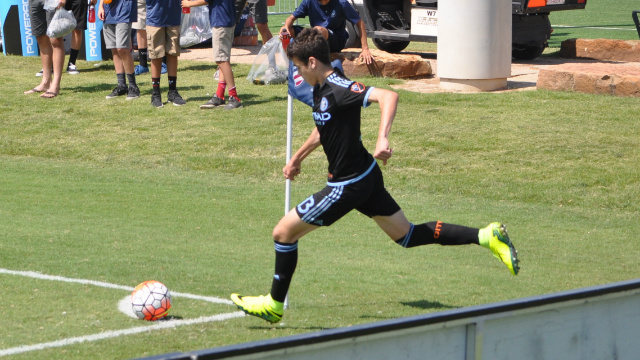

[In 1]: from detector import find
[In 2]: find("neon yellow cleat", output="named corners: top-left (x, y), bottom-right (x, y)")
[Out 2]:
top-left (479, 223), bottom-right (519, 275)
top-left (231, 293), bottom-right (284, 323)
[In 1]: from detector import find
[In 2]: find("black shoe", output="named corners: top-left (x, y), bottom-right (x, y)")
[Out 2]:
top-left (126, 85), bottom-right (140, 100)
top-left (151, 93), bottom-right (164, 108)
top-left (199, 95), bottom-right (225, 109)
top-left (167, 89), bottom-right (186, 106)
top-left (106, 85), bottom-right (128, 99)
top-left (224, 96), bottom-right (243, 110)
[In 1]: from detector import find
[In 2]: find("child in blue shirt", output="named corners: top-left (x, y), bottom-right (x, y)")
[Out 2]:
top-left (146, 0), bottom-right (186, 107)
top-left (98, 0), bottom-right (140, 100)
top-left (182, 0), bottom-right (244, 110)
top-left (280, 0), bottom-right (373, 64)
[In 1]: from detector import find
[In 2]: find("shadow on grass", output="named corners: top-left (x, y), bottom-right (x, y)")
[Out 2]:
top-left (401, 300), bottom-right (457, 311)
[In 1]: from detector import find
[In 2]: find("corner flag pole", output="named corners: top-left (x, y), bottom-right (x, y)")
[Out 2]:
top-left (284, 93), bottom-right (294, 310)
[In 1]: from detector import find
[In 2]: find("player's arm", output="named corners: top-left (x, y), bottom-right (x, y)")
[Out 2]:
top-left (356, 19), bottom-right (374, 65)
top-left (182, 0), bottom-right (207, 8)
top-left (281, 15), bottom-right (299, 38)
top-left (366, 87), bottom-right (399, 165)
top-left (283, 128), bottom-right (321, 180)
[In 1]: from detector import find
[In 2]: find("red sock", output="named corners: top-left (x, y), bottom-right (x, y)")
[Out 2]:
top-left (216, 81), bottom-right (226, 99)
top-left (228, 86), bottom-right (239, 101)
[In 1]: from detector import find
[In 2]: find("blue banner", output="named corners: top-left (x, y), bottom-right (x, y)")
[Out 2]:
top-left (84, 18), bottom-right (104, 61)
top-left (17, 0), bottom-right (38, 56)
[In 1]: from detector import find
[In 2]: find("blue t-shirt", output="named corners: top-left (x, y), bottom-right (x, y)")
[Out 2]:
top-left (146, 0), bottom-right (182, 27)
top-left (292, 0), bottom-right (360, 41)
top-left (104, 0), bottom-right (137, 24)
top-left (205, 0), bottom-right (236, 28)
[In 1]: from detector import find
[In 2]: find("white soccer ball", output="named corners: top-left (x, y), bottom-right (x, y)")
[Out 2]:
top-left (131, 280), bottom-right (171, 321)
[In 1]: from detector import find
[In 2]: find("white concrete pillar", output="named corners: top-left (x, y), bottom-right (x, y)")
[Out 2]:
top-left (437, 0), bottom-right (512, 92)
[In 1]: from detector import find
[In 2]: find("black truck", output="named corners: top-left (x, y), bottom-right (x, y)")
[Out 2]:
top-left (346, 0), bottom-right (588, 60)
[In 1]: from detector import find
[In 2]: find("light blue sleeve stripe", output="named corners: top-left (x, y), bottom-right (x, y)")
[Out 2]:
top-left (363, 87), bottom-right (375, 108)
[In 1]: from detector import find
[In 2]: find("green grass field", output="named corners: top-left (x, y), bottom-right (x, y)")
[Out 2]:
top-left (1, 1), bottom-right (639, 358)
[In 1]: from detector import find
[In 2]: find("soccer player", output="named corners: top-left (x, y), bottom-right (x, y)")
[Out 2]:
top-left (231, 28), bottom-right (519, 324)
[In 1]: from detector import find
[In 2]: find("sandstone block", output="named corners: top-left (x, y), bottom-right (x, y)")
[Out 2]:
top-left (333, 49), bottom-right (432, 79)
top-left (560, 38), bottom-right (640, 62)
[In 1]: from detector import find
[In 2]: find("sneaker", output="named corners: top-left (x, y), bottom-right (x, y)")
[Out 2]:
top-left (151, 93), bottom-right (164, 108)
top-left (126, 85), bottom-right (140, 100)
top-left (199, 95), bottom-right (225, 109)
top-left (106, 85), bottom-right (128, 99)
top-left (479, 223), bottom-right (519, 275)
top-left (134, 64), bottom-right (149, 75)
top-left (167, 89), bottom-right (186, 106)
top-left (224, 96), bottom-right (243, 110)
top-left (36, 69), bottom-right (53, 77)
top-left (161, 63), bottom-right (168, 74)
top-left (67, 63), bottom-right (79, 75)
top-left (231, 293), bottom-right (283, 323)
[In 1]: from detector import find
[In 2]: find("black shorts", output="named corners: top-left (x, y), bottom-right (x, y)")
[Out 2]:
top-left (249, 0), bottom-right (268, 25)
top-left (292, 25), bottom-right (347, 53)
top-left (65, 0), bottom-right (88, 30)
top-left (295, 162), bottom-right (401, 227)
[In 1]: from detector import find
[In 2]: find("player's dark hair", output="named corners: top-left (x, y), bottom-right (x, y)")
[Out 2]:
top-left (286, 28), bottom-right (331, 66)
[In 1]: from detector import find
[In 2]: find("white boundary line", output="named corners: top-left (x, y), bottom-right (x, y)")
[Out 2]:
top-left (0, 268), bottom-right (244, 357)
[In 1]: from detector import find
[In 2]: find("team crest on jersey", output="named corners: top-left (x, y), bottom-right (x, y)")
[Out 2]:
top-left (320, 97), bottom-right (329, 111)
top-left (350, 82), bottom-right (365, 93)
top-left (293, 67), bottom-right (304, 87)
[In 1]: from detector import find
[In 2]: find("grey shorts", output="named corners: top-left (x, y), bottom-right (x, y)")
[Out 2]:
top-left (211, 26), bottom-right (234, 62)
top-left (104, 23), bottom-right (133, 49)
top-left (29, 0), bottom-right (55, 38)
top-left (249, 0), bottom-right (268, 25)
top-left (132, 0), bottom-right (146, 30)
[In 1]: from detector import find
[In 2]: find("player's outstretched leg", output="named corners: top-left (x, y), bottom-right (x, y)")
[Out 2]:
top-left (231, 293), bottom-right (284, 323)
top-left (479, 223), bottom-right (520, 275)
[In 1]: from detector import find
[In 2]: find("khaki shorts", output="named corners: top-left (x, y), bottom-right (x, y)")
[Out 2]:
top-left (132, 0), bottom-right (146, 30)
top-left (211, 26), bottom-right (235, 62)
top-left (147, 26), bottom-right (181, 59)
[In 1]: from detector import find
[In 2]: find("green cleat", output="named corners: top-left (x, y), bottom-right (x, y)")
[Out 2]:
top-left (231, 293), bottom-right (283, 323)
top-left (479, 223), bottom-right (520, 275)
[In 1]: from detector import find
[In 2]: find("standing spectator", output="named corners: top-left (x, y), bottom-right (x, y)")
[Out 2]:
top-left (280, 0), bottom-right (373, 64)
top-left (146, 0), bottom-right (186, 107)
top-left (98, 0), bottom-right (140, 100)
top-left (24, 0), bottom-right (66, 98)
top-left (248, 0), bottom-right (272, 45)
top-left (66, 0), bottom-right (97, 74)
top-left (132, 0), bottom-right (149, 75)
top-left (183, 0), bottom-right (243, 110)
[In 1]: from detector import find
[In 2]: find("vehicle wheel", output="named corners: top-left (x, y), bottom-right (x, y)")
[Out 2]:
top-left (344, 21), bottom-right (362, 49)
top-left (372, 38), bottom-right (410, 53)
top-left (512, 44), bottom-right (545, 60)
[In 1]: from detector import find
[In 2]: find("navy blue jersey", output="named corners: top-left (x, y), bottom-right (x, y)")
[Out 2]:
top-left (292, 0), bottom-right (360, 41)
top-left (146, 0), bottom-right (181, 27)
top-left (205, 0), bottom-right (236, 28)
top-left (312, 69), bottom-right (375, 184)
top-left (104, 0), bottom-right (137, 24)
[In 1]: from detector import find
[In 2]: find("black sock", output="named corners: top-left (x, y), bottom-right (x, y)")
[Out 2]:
top-left (152, 77), bottom-right (161, 94)
top-left (138, 48), bottom-right (148, 68)
top-left (168, 76), bottom-right (177, 91)
top-left (270, 241), bottom-right (298, 303)
top-left (117, 73), bottom-right (126, 87)
top-left (126, 73), bottom-right (136, 87)
top-left (395, 222), bottom-right (479, 248)
top-left (68, 48), bottom-right (79, 66)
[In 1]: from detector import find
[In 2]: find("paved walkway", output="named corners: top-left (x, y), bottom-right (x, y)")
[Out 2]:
top-left (180, 43), bottom-right (640, 95)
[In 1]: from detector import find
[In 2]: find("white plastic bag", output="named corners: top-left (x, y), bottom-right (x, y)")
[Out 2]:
top-left (180, 6), bottom-right (212, 48)
top-left (43, 0), bottom-right (60, 11)
top-left (46, 8), bottom-right (77, 38)
top-left (246, 37), bottom-right (288, 85)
